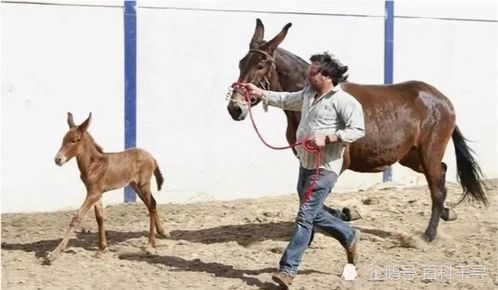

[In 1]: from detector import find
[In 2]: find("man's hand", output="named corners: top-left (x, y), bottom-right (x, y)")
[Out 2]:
top-left (308, 134), bottom-right (339, 148)
top-left (241, 83), bottom-right (264, 99)
top-left (307, 135), bottom-right (326, 148)
top-left (326, 134), bottom-right (339, 143)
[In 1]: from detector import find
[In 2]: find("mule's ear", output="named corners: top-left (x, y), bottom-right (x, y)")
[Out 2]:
top-left (67, 112), bottom-right (76, 128)
top-left (250, 18), bottom-right (264, 49)
top-left (263, 22), bottom-right (292, 52)
top-left (78, 113), bottom-right (92, 133)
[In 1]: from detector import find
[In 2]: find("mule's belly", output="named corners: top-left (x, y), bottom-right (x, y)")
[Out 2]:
top-left (348, 143), bottom-right (398, 172)
top-left (347, 120), bottom-right (419, 172)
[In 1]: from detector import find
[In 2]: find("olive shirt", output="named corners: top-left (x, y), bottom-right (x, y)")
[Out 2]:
top-left (262, 84), bottom-right (365, 175)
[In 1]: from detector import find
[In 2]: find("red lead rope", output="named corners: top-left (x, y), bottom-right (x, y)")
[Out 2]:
top-left (231, 82), bottom-right (321, 203)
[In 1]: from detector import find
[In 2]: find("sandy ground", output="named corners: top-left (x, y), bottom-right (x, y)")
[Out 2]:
top-left (2, 180), bottom-right (497, 290)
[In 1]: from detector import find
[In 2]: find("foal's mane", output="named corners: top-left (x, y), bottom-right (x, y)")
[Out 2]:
top-left (85, 132), bottom-right (104, 153)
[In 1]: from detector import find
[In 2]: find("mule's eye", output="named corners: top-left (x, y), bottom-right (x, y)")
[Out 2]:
top-left (257, 61), bottom-right (266, 69)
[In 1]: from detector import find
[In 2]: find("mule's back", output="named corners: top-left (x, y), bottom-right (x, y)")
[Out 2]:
top-left (342, 81), bottom-right (456, 172)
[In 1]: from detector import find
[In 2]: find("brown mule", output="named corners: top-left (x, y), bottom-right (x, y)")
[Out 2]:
top-left (227, 19), bottom-right (488, 243)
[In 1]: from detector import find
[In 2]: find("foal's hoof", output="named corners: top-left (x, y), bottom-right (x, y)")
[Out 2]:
top-left (157, 231), bottom-right (170, 239)
top-left (94, 250), bottom-right (104, 258)
top-left (43, 253), bottom-right (57, 265)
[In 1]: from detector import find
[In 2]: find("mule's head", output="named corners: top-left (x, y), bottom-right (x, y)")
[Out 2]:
top-left (54, 112), bottom-right (92, 166)
top-left (227, 18), bottom-right (292, 121)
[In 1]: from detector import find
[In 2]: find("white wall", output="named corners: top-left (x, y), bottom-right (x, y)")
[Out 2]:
top-left (2, 0), bottom-right (497, 213)
top-left (1, 2), bottom-right (124, 212)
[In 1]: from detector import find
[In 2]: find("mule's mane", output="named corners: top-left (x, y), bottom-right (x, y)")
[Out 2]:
top-left (85, 132), bottom-right (104, 153)
top-left (276, 47), bottom-right (308, 68)
top-left (273, 47), bottom-right (309, 92)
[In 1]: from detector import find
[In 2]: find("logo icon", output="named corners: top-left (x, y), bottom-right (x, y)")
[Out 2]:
top-left (342, 263), bottom-right (357, 281)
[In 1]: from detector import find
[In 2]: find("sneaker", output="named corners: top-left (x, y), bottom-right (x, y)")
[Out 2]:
top-left (346, 229), bottom-right (360, 265)
top-left (272, 271), bottom-right (294, 289)
top-left (341, 207), bottom-right (362, 221)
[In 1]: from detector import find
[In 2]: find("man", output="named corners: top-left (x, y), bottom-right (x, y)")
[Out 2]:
top-left (242, 52), bottom-right (365, 288)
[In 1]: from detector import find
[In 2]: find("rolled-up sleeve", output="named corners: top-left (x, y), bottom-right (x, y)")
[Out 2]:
top-left (335, 96), bottom-right (365, 144)
top-left (263, 90), bottom-right (304, 111)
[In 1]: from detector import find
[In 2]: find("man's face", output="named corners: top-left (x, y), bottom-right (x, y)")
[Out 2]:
top-left (307, 61), bottom-right (327, 91)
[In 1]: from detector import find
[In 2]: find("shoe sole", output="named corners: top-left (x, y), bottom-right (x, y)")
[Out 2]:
top-left (272, 275), bottom-right (291, 289)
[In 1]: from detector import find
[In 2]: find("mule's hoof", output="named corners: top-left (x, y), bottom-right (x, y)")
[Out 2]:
top-left (445, 208), bottom-right (458, 221)
top-left (421, 233), bottom-right (435, 243)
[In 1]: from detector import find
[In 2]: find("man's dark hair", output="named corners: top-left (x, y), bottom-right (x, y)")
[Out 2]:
top-left (310, 52), bottom-right (349, 86)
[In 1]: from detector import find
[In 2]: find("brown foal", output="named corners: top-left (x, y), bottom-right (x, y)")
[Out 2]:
top-left (47, 113), bottom-right (167, 264)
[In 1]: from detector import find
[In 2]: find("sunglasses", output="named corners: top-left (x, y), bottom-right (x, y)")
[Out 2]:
top-left (308, 65), bottom-right (321, 76)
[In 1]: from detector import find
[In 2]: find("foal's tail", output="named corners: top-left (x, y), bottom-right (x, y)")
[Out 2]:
top-left (153, 160), bottom-right (164, 191)
top-left (452, 126), bottom-right (488, 205)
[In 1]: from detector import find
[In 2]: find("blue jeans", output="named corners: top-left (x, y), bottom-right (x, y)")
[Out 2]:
top-left (279, 166), bottom-right (356, 276)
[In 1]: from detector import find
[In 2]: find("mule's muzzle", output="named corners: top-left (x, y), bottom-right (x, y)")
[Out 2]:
top-left (227, 93), bottom-right (249, 121)
top-left (227, 104), bottom-right (243, 121)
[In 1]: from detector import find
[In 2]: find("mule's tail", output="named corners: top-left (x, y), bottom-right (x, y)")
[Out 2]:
top-left (153, 160), bottom-right (164, 191)
top-left (452, 126), bottom-right (488, 205)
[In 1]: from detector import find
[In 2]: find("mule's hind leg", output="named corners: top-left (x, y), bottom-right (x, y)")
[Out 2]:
top-left (400, 149), bottom-right (456, 223)
top-left (94, 200), bottom-right (107, 254)
top-left (418, 133), bottom-right (452, 242)
top-left (438, 163), bottom-right (457, 221)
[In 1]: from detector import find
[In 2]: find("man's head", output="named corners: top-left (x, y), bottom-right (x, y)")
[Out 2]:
top-left (307, 52), bottom-right (349, 91)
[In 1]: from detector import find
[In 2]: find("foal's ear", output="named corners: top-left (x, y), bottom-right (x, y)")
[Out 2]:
top-left (78, 113), bottom-right (92, 133)
top-left (250, 18), bottom-right (264, 49)
top-left (67, 112), bottom-right (76, 128)
top-left (263, 22), bottom-right (292, 53)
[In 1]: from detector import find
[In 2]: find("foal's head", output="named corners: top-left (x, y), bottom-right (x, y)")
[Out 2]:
top-left (55, 112), bottom-right (100, 166)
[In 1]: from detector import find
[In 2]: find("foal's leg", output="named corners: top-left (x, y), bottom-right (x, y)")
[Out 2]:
top-left (141, 183), bottom-right (168, 239)
top-left (130, 183), bottom-right (155, 246)
top-left (94, 200), bottom-right (107, 254)
top-left (46, 191), bottom-right (101, 263)
top-left (131, 182), bottom-right (167, 247)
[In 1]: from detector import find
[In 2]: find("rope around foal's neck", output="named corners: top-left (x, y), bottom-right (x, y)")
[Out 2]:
top-left (231, 82), bottom-right (321, 202)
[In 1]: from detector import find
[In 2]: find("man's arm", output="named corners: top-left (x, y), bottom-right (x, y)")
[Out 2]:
top-left (262, 90), bottom-right (304, 111)
top-left (243, 83), bottom-right (304, 111)
top-left (333, 95), bottom-right (365, 144)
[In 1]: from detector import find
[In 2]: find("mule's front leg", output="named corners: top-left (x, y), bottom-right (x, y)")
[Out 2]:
top-left (45, 193), bottom-right (101, 264)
